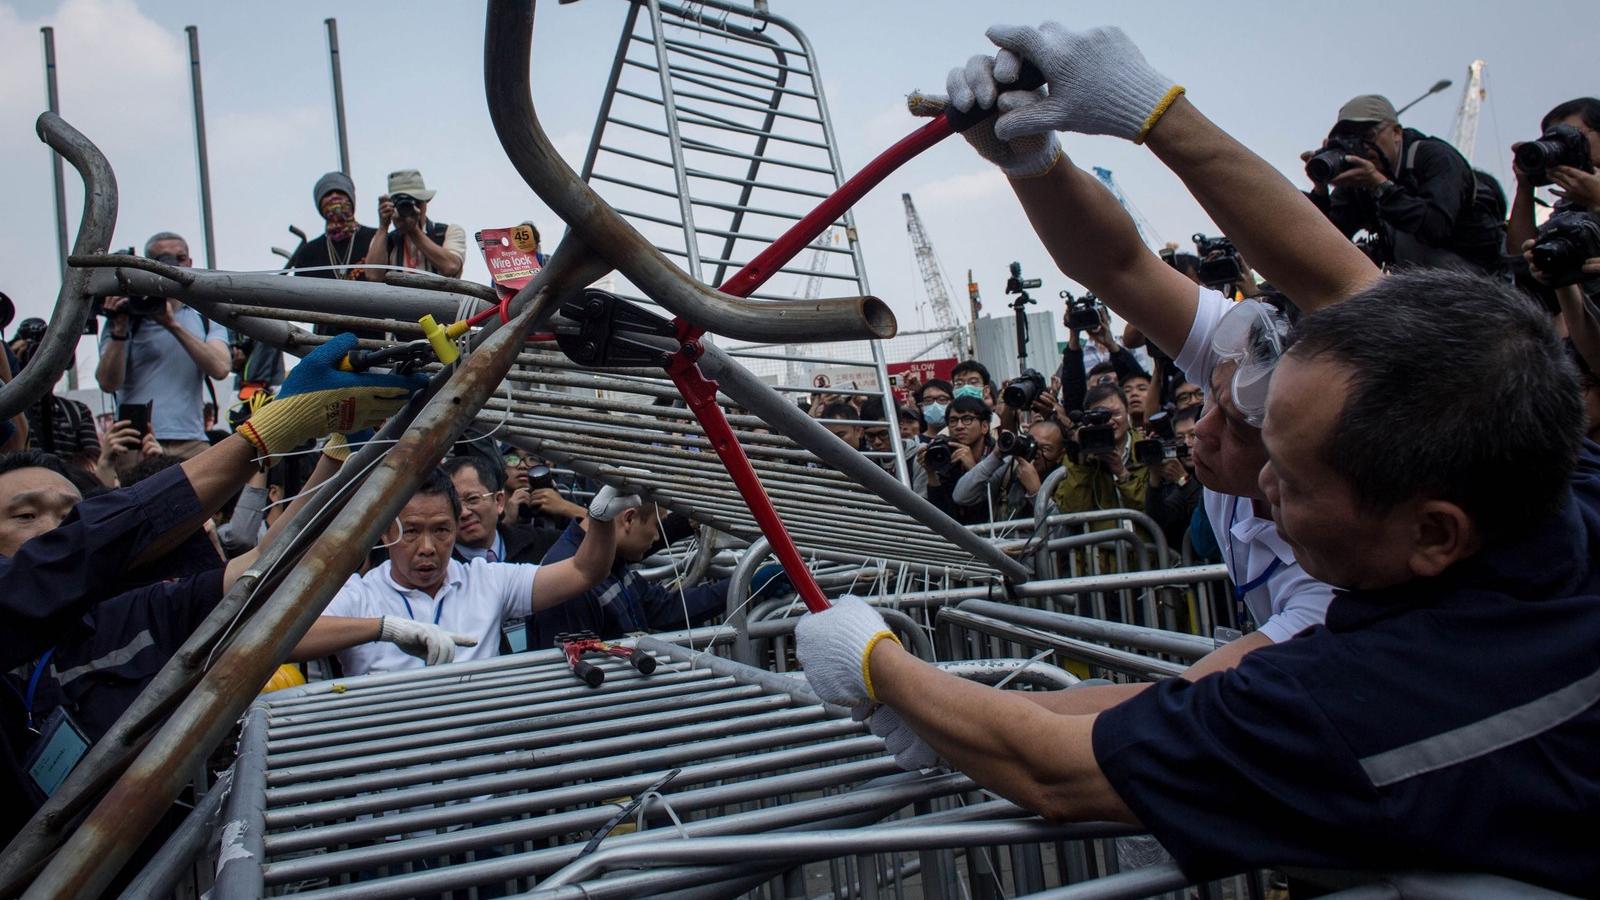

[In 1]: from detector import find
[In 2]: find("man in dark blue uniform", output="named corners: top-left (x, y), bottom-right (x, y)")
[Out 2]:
top-left (0, 334), bottom-right (418, 840)
top-left (796, 21), bottom-right (1600, 893)
top-left (531, 495), bottom-right (726, 650)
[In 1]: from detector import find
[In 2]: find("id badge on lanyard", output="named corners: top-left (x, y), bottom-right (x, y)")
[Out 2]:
top-left (26, 706), bottom-right (90, 798)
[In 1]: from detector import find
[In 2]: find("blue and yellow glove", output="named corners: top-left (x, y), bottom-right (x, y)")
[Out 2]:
top-left (238, 334), bottom-right (423, 462)
top-left (320, 428), bottom-right (375, 463)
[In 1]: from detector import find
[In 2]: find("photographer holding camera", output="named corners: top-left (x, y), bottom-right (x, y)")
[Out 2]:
top-left (1507, 98), bottom-right (1600, 253)
top-left (9, 318), bottom-right (99, 474)
top-left (953, 379), bottom-right (1067, 520)
top-left (1051, 383), bottom-right (1149, 516)
top-left (1140, 405), bottom-right (1202, 547)
top-left (1059, 300), bottom-right (1148, 411)
top-left (500, 446), bottom-right (586, 528)
top-left (1522, 227), bottom-right (1600, 442)
top-left (1305, 95), bottom-right (1505, 274)
top-left (94, 232), bottom-right (231, 467)
top-left (362, 169), bottom-right (467, 280)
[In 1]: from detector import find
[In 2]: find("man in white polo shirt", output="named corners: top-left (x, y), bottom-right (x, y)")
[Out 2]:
top-left (901, 49), bottom-right (1352, 717)
top-left (293, 467), bottom-right (633, 675)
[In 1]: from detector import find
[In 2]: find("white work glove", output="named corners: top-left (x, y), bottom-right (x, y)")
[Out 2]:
top-left (854, 703), bottom-right (939, 771)
top-left (378, 615), bottom-right (477, 666)
top-left (587, 484), bottom-right (642, 523)
top-left (907, 54), bottom-right (1062, 179)
top-left (794, 595), bottom-right (902, 707)
top-left (984, 22), bottom-right (1183, 144)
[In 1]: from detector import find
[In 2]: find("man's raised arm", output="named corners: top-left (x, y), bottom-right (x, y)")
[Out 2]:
top-left (1141, 97), bottom-right (1379, 311)
top-left (528, 486), bottom-right (633, 612)
top-left (970, 22), bottom-right (1379, 314)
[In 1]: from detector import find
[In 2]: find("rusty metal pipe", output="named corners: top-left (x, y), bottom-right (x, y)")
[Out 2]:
top-left (483, 0), bottom-right (894, 344)
top-left (20, 290), bottom-right (547, 900)
top-left (79, 264), bottom-right (462, 323)
top-left (0, 114), bottom-right (116, 420)
top-left (0, 361), bottom-right (438, 894)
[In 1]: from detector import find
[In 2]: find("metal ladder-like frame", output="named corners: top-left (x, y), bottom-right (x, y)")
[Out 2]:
top-left (579, 0), bottom-right (912, 486)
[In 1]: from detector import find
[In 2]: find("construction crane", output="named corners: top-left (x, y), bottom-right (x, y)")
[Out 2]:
top-left (786, 228), bottom-right (838, 384)
top-left (1092, 167), bottom-right (1161, 250)
top-left (902, 193), bottom-right (966, 357)
top-left (1449, 60), bottom-right (1486, 165)
top-left (800, 227), bottom-right (837, 301)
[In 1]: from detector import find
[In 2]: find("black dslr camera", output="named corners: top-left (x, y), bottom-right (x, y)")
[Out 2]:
top-left (1063, 290), bottom-right (1103, 332)
top-left (1530, 209), bottom-right (1600, 288)
top-left (516, 463), bottom-right (558, 523)
top-left (392, 193), bottom-right (422, 220)
top-left (1001, 368), bottom-right (1046, 409)
top-left (96, 247), bottom-right (180, 319)
top-left (997, 429), bottom-right (1037, 461)
top-left (1192, 233), bottom-right (1244, 290)
top-left (1515, 123), bottom-right (1593, 187)
top-left (1067, 406), bottom-right (1117, 456)
top-left (923, 435), bottom-right (954, 470)
top-left (1133, 410), bottom-right (1190, 466)
top-left (1304, 134), bottom-right (1369, 183)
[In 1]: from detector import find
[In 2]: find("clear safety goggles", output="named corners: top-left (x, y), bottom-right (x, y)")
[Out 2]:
top-left (1210, 299), bottom-right (1290, 428)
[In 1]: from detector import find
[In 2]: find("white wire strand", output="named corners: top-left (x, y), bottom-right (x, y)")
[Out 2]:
top-left (654, 505), bottom-right (698, 655)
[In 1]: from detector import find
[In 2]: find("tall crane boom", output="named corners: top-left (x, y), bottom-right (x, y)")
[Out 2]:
top-left (1092, 167), bottom-right (1161, 250)
top-left (800, 227), bottom-right (837, 300)
top-left (902, 193), bottom-right (965, 356)
top-left (1450, 60), bottom-right (1486, 165)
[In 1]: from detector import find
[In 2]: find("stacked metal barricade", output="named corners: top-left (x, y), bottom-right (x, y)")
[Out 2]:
top-left (4, 2), bottom-right (1555, 898)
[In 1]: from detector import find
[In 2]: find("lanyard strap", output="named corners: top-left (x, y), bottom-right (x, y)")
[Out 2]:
top-left (399, 591), bottom-right (445, 626)
top-left (25, 647), bottom-right (57, 731)
top-left (1234, 556), bottom-right (1283, 600)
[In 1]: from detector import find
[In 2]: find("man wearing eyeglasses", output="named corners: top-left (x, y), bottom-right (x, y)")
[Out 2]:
top-left (94, 232), bottom-right (230, 467)
top-left (443, 456), bottom-right (564, 566)
top-left (499, 447), bottom-right (586, 528)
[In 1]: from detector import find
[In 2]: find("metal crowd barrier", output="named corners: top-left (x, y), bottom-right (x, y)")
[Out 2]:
top-left (9, 1), bottom-right (1474, 897)
top-left (4, 0), bottom-right (1021, 892)
top-left (193, 633), bottom-right (1159, 899)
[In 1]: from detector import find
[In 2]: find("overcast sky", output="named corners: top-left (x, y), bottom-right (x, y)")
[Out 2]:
top-left (1, 0), bottom-right (1591, 379)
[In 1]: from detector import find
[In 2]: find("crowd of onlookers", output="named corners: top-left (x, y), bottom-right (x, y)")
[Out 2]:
top-left (0, 76), bottom-right (1597, 891)
top-left (800, 93), bottom-right (1600, 565)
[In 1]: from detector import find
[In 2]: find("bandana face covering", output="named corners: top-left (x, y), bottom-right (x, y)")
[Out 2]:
top-left (321, 193), bottom-right (357, 242)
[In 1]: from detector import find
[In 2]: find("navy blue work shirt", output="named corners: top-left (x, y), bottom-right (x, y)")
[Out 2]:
top-left (1, 463), bottom-right (202, 840)
top-left (28, 568), bottom-right (226, 744)
top-left (529, 521), bottom-right (728, 650)
top-left (1093, 441), bottom-right (1600, 893)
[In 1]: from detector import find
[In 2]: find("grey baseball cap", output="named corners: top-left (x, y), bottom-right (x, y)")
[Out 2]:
top-left (1337, 94), bottom-right (1399, 126)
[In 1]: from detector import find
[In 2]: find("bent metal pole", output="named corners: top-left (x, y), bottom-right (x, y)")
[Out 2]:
top-left (0, 114), bottom-right (115, 422)
top-left (20, 294), bottom-right (548, 900)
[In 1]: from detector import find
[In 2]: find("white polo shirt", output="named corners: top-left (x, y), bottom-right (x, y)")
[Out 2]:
top-left (1174, 286), bottom-right (1336, 643)
top-left (322, 557), bottom-right (538, 675)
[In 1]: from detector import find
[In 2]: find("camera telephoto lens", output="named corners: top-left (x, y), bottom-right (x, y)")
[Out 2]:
top-left (1514, 124), bottom-right (1592, 187)
top-left (1002, 369), bottom-right (1045, 409)
top-left (1305, 148), bottom-right (1351, 183)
